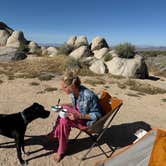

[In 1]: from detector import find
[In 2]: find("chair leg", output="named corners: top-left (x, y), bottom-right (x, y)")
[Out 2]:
top-left (81, 135), bottom-right (114, 160)
top-left (71, 130), bottom-right (82, 144)
top-left (81, 142), bottom-right (96, 160)
top-left (75, 130), bottom-right (82, 140)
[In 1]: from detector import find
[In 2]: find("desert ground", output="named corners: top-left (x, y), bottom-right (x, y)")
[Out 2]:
top-left (0, 58), bottom-right (166, 166)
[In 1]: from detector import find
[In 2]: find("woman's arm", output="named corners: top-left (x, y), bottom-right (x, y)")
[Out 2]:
top-left (68, 112), bottom-right (91, 120)
top-left (78, 113), bottom-right (91, 120)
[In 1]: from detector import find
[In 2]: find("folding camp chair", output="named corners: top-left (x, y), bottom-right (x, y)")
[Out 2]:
top-left (74, 91), bottom-right (123, 160)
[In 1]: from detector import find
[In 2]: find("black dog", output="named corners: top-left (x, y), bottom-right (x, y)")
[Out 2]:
top-left (0, 103), bottom-right (50, 165)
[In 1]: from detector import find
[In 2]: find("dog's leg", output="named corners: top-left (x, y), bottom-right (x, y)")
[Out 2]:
top-left (20, 135), bottom-right (30, 156)
top-left (15, 135), bottom-right (28, 166)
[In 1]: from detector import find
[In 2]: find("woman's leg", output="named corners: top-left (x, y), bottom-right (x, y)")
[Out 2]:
top-left (54, 118), bottom-right (70, 155)
top-left (52, 105), bottom-right (87, 162)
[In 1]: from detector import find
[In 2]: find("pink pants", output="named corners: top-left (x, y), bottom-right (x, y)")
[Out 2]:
top-left (52, 105), bottom-right (87, 155)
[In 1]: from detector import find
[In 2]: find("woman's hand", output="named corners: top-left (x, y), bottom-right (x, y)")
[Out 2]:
top-left (68, 112), bottom-right (79, 120)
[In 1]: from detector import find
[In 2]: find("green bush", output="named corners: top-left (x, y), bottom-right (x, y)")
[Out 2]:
top-left (115, 43), bottom-right (136, 59)
top-left (104, 53), bottom-right (113, 61)
top-left (57, 43), bottom-right (74, 55)
top-left (65, 57), bottom-right (82, 73)
top-left (18, 43), bottom-right (29, 53)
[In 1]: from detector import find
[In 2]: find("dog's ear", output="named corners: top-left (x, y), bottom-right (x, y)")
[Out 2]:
top-left (33, 102), bottom-right (39, 106)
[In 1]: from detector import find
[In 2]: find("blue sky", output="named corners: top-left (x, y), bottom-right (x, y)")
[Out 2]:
top-left (1, 0), bottom-right (166, 46)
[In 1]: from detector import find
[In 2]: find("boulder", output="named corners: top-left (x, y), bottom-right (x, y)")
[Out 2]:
top-left (91, 36), bottom-right (109, 51)
top-left (69, 46), bottom-right (91, 59)
top-left (0, 47), bottom-right (18, 61)
top-left (93, 47), bottom-right (109, 59)
top-left (0, 47), bottom-right (17, 56)
top-left (47, 47), bottom-right (58, 56)
top-left (6, 31), bottom-right (27, 48)
top-left (0, 22), bottom-right (13, 34)
top-left (109, 49), bottom-right (118, 57)
top-left (66, 36), bottom-right (77, 46)
top-left (106, 55), bottom-right (149, 78)
top-left (0, 30), bottom-right (10, 46)
top-left (74, 36), bottom-right (88, 48)
top-left (41, 46), bottom-right (48, 56)
top-left (28, 41), bottom-right (40, 54)
top-left (89, 60), bottom-right (107, 74)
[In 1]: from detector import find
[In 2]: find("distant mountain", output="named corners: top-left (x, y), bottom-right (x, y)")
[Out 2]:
top-left (111, 44), bottom-right (166, 51)
top-left (135, 46), bottom-right (166, 51)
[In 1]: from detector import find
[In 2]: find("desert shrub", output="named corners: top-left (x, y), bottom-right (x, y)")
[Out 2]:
top-left (104, 53), bottom-right (113, 61)
top-left (64, 57), bottom-right (82, 73)
top-left (57, 43), bottom-right (74, 55)
top-left (115, 43), bottom-right (136, 59)
top-left (17, 43), bottom-right (29, 53)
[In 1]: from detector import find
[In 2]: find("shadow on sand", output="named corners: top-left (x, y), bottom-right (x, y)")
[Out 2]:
top-left (147, 75), bottom-right (160, 81)
top-left (0, 121), bottom-right (151, 162)
top-left (66, 121), bottom-right (151, 159)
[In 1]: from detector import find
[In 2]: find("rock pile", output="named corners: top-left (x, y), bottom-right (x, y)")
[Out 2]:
top-left (0, 22), bottom-right (149, 78)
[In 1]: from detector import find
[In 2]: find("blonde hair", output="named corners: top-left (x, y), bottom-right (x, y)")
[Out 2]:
top-left (62, 71), bottom-right (81, 87)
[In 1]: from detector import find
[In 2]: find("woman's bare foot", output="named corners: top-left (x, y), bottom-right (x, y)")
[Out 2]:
top-left (53, 153), bottom-right (62, 162)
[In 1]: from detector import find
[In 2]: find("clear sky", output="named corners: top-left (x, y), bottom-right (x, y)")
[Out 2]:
top-left (1, 0), bottom-right (166, 46)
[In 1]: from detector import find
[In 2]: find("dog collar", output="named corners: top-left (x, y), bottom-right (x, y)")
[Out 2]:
top-left (20, 112), bottom-right (28, 125)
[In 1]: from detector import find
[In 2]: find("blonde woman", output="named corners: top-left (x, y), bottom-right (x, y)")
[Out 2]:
top-left (49, 72), bottom-right (102, 162)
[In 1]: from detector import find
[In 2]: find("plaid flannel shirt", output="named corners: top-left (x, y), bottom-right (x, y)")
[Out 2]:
top-left (71, 85), bottom-right (102, 126)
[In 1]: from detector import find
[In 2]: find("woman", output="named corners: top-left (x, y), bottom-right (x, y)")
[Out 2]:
top-left (50, 72), bottom-right (102, 162)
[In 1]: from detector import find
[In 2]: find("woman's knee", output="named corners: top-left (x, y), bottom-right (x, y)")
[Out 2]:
top-left (59, 118), bottom-right (69, 125)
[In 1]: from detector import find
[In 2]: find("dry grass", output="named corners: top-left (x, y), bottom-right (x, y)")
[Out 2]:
top-left (44, 87), bottom-right (58, 92)
top-left (83, 78), bottom-right (105, 86)
top-left (0, 56), bottom-right (97, 80)
top-left (30, 82), bottom-right (40, 86)
top-left (0, 56), bottom-right (69, 80)
top-left (125, 79), bottom-right (166, 95)
top-left (125, 93), bottom-right (140, 97)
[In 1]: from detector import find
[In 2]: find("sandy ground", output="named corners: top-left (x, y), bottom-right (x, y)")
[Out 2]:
top-left (0, 75), bottom-right (166, 166)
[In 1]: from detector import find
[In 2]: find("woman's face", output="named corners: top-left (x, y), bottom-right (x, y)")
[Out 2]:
top-left (61, 81), bottom-right (73, 94)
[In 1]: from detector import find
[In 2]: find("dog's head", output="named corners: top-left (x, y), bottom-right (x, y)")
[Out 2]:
top-left (32, 103), bottom-right (50, 118)
top-left (22, 103), bottom-right (50, 123)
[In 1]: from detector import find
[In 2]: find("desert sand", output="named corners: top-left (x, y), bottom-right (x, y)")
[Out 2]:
top-left (0, 75), bottom-right (166, 166)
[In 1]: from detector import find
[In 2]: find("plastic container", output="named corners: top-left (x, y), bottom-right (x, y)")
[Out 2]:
top-left (59, 108), bottom-right (68, 118)
top-left (51, 105), bottom-right (62, 112)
